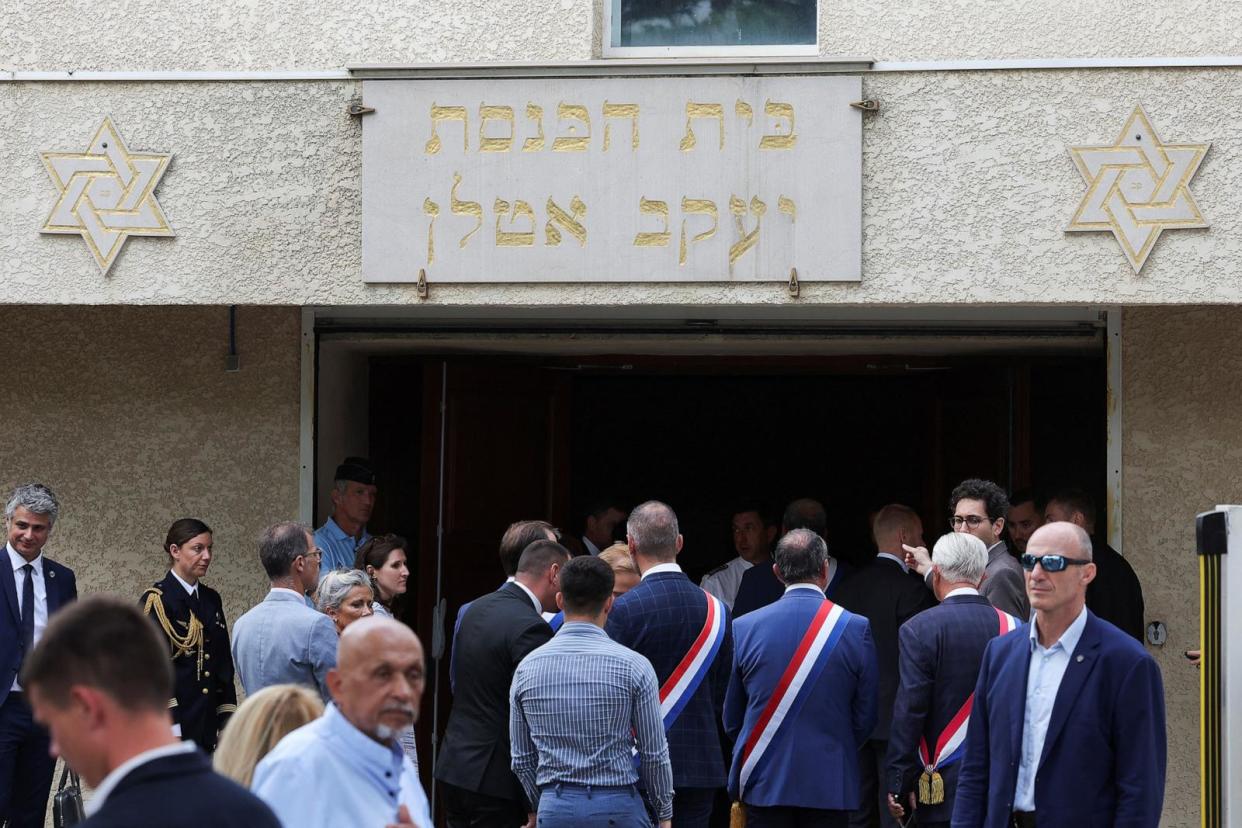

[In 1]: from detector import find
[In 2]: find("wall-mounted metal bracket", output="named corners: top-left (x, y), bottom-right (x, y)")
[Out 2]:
top-left (347, 101), bottom-right (375, 117)
top-left (416, 268), bottom-right (429, 299)
top-left (849, 99), bottom-right (880, 112)
top-left (788, 267), bottom-right (800, 298)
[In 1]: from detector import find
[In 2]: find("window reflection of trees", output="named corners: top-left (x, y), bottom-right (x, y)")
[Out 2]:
top-left (619, 0), bottom-right (816, 47)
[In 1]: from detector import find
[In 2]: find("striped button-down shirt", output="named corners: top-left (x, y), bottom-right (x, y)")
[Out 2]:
top-left (509, 622), bottom-right (674, 820)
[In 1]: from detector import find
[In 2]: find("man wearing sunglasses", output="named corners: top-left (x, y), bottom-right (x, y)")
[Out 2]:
top-left (951, 522), bottom-right (1166, 828)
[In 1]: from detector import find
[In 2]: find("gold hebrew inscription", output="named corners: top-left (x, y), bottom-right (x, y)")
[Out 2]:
top-left (522, 104), bottom-right (546, 152)
top-left (425, 104), bottom-right (469, 154)
top-left (679, 198), bottom-right (718, 266)
top-left (759, 101), bottom-right (796, 150)
top-left (729, 195), bottom-right (767, 266)
top-left (479, 105), bottom-right (515, 152)
top-left (633, 197), bottom-right (671, 247)
top-left (546, 196), bottom-right (588, 247)
top-left (493, 198), bottom-right (536, 247)
top-left (680, 103), bottom-right (725, 151)
top-left (602, 102), bottom-right (640, 151)
top-left (422, 198), bottom-right (440, 264)
top-left (778, 195), bottom-right (796, 222)
top-left (735, 100), bottom-right (753, 127)
top-left (450, 173), bottom-right (483, 248)
top-left (552, 103), bottom-right (591, 152)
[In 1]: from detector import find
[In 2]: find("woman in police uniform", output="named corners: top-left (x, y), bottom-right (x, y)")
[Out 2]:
top-left (141, 517), bottom-right (237, 753)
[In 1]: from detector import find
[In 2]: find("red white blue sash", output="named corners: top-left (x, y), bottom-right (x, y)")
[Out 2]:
top-left (633, 589), bottom-right (727, 768)
top-left (737, 598), bottom-right (849, 796)
top-left (917, 606), bottom-right (1019, 772)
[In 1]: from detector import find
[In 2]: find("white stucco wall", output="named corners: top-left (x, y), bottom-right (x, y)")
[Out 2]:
top-left (2, 0), bottom-right (1238, 69)
top-left (1, 68), bottom-right (1236, 306)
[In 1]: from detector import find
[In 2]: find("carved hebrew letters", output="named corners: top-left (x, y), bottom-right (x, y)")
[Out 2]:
top-left (602, 102), bottom-right (640, 151)
top-left (759, 101), bottom-right (796, 150)
top-left (494, 198), bottom-right (537, 246)
top-left (778, 195), bottom-right (796, 222)
top-left (735, 100), bottom-right (753, 128)
top-left (546, 196), bottom-right (588, 246)
top-left (552, 103), bottom-right (591, 152)
top-left (479, 105), bottom-right (516, 152)
top-left (680, 103), bottom-right (725, 151)
top-left (679, 198), bottom-right (718, 266)
top-left (633, 197), bottom-right (671, 247)
top-left (728, 195), bottom-right (766, 266)
top-left (522, 104), bottom-right (546, 152)
top-left (425, 105), bottom-right (469, 154)
top-left (450, 173), bottom-right (483, 248)
top-left (423, 198), bottom-right (440, 264)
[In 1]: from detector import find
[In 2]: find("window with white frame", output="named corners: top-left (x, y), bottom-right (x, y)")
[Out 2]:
top-left (606, 0), bottom-right (818, 57)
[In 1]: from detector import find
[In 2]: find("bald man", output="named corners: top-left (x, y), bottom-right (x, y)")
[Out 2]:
top-left (252, 618), bottom-right (432, 828)
top-left (952, 523), bottom-right (1166, 828)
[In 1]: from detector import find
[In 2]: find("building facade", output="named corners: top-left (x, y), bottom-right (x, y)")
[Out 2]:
top-left (4, 2), bottom-right (1237, 823)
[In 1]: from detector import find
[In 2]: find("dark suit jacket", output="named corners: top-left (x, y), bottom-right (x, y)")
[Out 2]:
top-left (605, 569), bottom-right (733, 788)
top-left (885, 593), bottom-right (1015, 823)
top-left (952, 611), bottom-right (1166, 827)
top-left (435, 582), bottom-right (553, 804)
top-left (833, 556), bottom-right (936, 741)
top-left (140, 572), bottom-right (238, 752)
top-left (1087, 542), bottom-right (1145, 643)
top-left (0, 549), bottom-right (76, 706)
top-left (80, 748), bottom-right (278, 828)
top-left (733, 558), bottom-right (852, 619)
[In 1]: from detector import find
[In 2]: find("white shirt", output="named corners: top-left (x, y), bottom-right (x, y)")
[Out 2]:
top-left (876, 551), bottom-right (909, 573)
top-left (944, 586), bottom-right (981, 599)
top-left (641, 562), bottom-right (682, 580)
top-left (582, 536), bottom-right (602, 557)
top-left (170, 569), bottom-right (198, 597)
top-left (9, 544), bottom-right (47, 692)
top-left (86, 741), bottom-right (197, 815)
top-left (783, 583), bottom-right (824, 595)
top-left (1013, 605), bottom-right (1089, 810)
top-left (512, 580), bottom-right (543, 616)
top-left (700, 556), bottom-right (753, 609)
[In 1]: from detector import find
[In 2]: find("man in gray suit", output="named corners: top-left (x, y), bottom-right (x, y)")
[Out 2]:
top-left (231, 522), bottom-right (337, 701)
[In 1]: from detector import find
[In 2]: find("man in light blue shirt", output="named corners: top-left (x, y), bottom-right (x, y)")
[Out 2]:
top-left (314, 457), bottom-right (376, 575)
top-left (231, 522), bottom-right (338, 701)
top-left (252, 616), bottom-right (431, 828)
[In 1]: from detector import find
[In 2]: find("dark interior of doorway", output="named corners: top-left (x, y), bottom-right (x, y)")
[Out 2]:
top-left (360, 351), bottom-right (1105, 796)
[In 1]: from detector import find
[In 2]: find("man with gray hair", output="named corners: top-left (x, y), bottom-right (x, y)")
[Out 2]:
top-left (230, 522), bottom-right (337, 701)
top-left (725, 529), bottom-right (877, 827)
top-left (0, 483), bottom-right (77, 828)
top-left (606, 500), bottom-right (733, 827)
top-left (885, 533), bottom-right (1020, 828)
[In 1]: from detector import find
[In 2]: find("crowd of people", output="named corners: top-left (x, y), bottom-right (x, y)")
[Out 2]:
top-left (0, 458), bottom-right (1167, 828)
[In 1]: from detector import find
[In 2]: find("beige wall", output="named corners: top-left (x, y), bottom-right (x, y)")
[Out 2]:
top-left (1122, 306), bottom-right (1242, 827)
top-left (0, 305), bottom-right (302, 624)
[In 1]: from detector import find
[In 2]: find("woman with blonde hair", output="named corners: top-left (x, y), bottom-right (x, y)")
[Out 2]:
top-left (600, 542), bottom-right (640, 597)
top-left (213, 684), bottom-right (324, 788)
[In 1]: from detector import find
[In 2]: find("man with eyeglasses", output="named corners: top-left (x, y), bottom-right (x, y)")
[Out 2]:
top-left (907, 480), bottom-right (1029, 620)
top-left (231, 522), bottom-right (338, 701)
top-left (951, 522), bottom-right (1166, 828)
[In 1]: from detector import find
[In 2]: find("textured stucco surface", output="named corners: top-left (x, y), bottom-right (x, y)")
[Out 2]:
top-left (1, 0), bottom-right (1240, 69)
top-left (1, 69), bottom-right (1240, 306)
top-left (0, 305), bottom-right (302, 626)
top-left (1121, 306), bottom-right (1242, 828)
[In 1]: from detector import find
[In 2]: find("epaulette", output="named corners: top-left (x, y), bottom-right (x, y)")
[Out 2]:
top-left (142, 586), bottom-right (163, 597)
top-left (704, 563), bottom-right (729, 578)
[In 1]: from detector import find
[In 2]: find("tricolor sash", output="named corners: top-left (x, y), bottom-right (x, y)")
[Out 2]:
top-left (916, 606), bottom-right (1019, 804)
top-left (548, 611), bottom-right (564, 631)
top-left (633, 589), bottom-right (728, 767)
top-left (737, 598), bottom-right (849, 797)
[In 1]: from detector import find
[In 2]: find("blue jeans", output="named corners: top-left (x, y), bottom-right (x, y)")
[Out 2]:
top-left (537, 783), bottom-right (652, 828)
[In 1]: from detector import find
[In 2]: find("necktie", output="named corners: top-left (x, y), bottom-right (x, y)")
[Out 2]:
top-left (20, 564), bottom-right (34, 655)
top-left (188, 588), bottom-right (201, 617)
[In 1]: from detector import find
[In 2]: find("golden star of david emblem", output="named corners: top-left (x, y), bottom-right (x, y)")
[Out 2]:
top-left (1067, 106), bottom-right (1208, 273)
top-left (40, 117), bottom-right (174, 274)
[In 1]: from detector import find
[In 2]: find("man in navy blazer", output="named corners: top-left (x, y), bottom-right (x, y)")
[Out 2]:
top-left (606, 501), bottom-right (734, 827)
top-left (0, 483), bottom-right (77, 828)
top-left (951, 522), bottom-right (1166, 828)
top-left (725, 528), bottom-right (877, 828)
top-left (23, 596), bottom-right (278, 828)
top-left (885, 532), bottom-right (1017, 828)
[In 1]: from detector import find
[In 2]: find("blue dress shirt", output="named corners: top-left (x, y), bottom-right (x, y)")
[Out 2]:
top-left (251, 703), bottom-right (431, 828)
top-left (1013, 605), bottom-right (1088, 811)
top-left (314, 517), bottom-right (371, 575)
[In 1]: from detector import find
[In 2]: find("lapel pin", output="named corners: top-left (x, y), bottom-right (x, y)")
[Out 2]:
top-left (1076, 654), bottom-right (1084, 663)
top-left (48, 570), bottom-right (55, 578)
